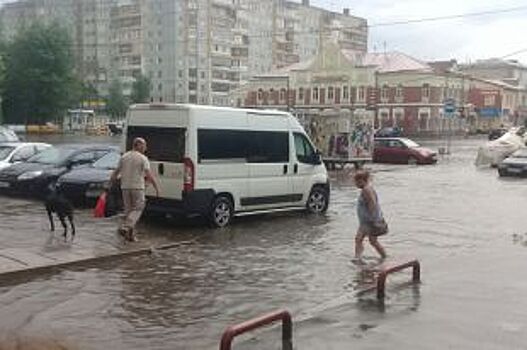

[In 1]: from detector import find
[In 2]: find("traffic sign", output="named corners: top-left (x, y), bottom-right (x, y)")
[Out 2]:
top-left (443, 98), bottom-right (456, 116)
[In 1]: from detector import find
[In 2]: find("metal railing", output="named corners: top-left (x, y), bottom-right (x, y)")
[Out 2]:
top-left (219, 309), bottom-right (293, 350)
top-left (376, 260), bottom-right (421, 300)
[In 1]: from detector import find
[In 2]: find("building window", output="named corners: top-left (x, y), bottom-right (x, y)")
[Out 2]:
top-left (393, 108), bottom-right (404, 126)
top-left (343, 86), bottom-right (349, 100)
top-left (484, 95), bottom-right (496, 106)
top-left (381, 85), bottom-right (389, 102)
top-left (327, 86), bottom-right (334, 100)
top-left (396, 84), bottom-right (403, 100)
top-left (280, 88), bottom-right (286, 102)
top-left (422, 84), bottom-right (430, 99)
top-left (298, 87), bottom-right (304, 101)
top-left (358, 86), bottom-right (365, 102)
top-left (313, 87), bottom-right (319, 101)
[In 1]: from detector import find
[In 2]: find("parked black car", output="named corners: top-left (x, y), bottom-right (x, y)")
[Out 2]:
top-left (57, 151), bottom-right (120, 205)
top-left (375, 127), bottom-right (403, 138)
top-left (0, 144), bottom-right (116, 198)
top-left (498, 148), bottom-right (527, 177)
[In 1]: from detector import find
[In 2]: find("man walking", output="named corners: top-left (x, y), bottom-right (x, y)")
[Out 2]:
top-left (111, 137), bottom-right (160, 242)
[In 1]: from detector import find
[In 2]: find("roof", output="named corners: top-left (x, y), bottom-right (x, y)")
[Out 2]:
top-left (353, 51), bottom-right (433, 73)
top-left (470, 76), bottom-right (526, 91)
top-left (130, 103), bottom-right (291, 117)
top-left (0, 142), bottom-right (49, 148)
top-left (469, 58), bottom-right (527, 70)
top-left (428, 60), bottom-right (458, 73)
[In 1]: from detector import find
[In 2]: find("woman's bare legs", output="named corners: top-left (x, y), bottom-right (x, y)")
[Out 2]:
top-left (354, 230), bottom-right (367, 259)
top-left (368, 235), bottom-right (387, 259)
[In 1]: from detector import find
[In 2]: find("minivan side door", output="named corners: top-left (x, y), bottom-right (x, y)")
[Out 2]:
top-left (245, 130), bottom-right (295, 210)
top-left (291, 132), bottom-right (319, 202)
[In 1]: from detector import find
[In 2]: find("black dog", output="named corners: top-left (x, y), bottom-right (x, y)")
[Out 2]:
top-left (45, 187), bottom-right (76, 241)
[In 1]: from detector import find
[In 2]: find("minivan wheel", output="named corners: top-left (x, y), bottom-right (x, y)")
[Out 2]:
top-left (306, 187), bottom-right (329, 214)
top-left (209, 196), bottom-right (234, 228)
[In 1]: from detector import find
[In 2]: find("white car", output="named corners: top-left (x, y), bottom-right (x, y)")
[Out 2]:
top-left (0, 142), bottom-right (51, 171)
top-left (0, 126), bottom-right (19, 142)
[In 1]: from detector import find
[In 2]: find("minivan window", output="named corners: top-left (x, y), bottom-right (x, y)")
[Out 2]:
top-left (127, 126), bottom-right (185, 162)
top-left (247, 131), bottom-right (289, 163)
top-left (198, 129), bottom-right (248, 161)
top-left (294, 133), bottom-right (315, 163)
top-left (198, 129), bottom-right (289, 163)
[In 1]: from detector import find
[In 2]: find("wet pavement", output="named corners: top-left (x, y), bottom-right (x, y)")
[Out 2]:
top-left (1, 136), bottom-right (527, 349)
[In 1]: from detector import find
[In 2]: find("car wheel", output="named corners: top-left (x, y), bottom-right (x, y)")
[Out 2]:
top-left (498, 169), bottom-right (508, 177)
top-left (209, 196), bottom-right (234, 228)
top-left (408, 156), bottom-right (418, 165)
top-left (306, 187), bottom-right (329, 214)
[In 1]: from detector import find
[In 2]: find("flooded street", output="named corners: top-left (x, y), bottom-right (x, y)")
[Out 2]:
top-left (1, 137), bottom-right (527, 349)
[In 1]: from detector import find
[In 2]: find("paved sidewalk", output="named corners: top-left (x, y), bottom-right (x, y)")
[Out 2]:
top-left (0, 197), bottom-right (176, 277)
top-left (238, 245), bottom-right (527, 350)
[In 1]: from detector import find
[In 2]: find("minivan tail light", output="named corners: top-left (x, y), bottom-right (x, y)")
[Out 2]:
top-left (183, 157), bottom-right (194, 192)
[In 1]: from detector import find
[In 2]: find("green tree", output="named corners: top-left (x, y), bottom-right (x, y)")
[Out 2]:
top-left (1, 22), bottom-right (76, 124)
top-left (106, 80), bottom-right (128, 120)
top-left (130, 74), bottom-right (151, 104)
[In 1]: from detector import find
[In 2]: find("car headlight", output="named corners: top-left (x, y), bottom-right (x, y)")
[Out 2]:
top-left (88, 181), bottom-right (109, 190)
top-left (18, 170), bottom-right (43, 181)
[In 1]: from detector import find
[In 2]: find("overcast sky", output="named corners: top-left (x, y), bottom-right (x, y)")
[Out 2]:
top-left (311, 0), bottom-right (527, 64)
top-left (0, 0), bottom-right (526, 64)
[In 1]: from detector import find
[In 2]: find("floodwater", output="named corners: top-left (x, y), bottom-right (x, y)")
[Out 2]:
top-left (1, 137), bottom-right (527, 349)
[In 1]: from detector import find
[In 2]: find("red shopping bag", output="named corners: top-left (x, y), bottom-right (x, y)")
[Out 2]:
top-left (93, 192), bottom-right (107, 218)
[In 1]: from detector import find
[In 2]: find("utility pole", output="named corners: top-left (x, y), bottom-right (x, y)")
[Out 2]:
top-left (286, 75), bottom-right (291, 112)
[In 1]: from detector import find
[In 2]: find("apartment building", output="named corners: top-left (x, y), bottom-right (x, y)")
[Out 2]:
top-left (109, 0), bottom-right (145, 96)
top-left (246, 0), bottom-right (368, 75)
top-left (0, 0), bottom-right (368, 106)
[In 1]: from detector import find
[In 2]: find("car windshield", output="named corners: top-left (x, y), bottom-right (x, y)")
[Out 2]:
top-left (27, 147), bottom-right (76, 165)
top-left (93, 152), bottom-right (120, 169)
top-left (401, 139), bottom-right (420, 148)
top-left (0, 146), bottom-right (15, 161)
top-left (511, 149), bottom-right (527, 158)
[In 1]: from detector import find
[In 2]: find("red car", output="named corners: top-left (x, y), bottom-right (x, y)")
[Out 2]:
top-left (373, 138), bottom-right (437, 164)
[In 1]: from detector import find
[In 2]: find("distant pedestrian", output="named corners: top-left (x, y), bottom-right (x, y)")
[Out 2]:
top-left (353, 169), bottom-right (388, 263)
top-left (110, 137), bottom-right (160, 242)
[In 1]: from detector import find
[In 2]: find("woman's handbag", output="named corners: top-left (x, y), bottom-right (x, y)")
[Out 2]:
top-left (372, 218), bottom-right (389, 236)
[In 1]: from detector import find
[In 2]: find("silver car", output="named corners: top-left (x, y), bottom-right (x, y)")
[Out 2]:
top-left (0, 126), bottom-right (19, 143)
top-left (0, 142), bottom-right (51, 171)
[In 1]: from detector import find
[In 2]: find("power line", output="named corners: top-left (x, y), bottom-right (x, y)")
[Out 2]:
top-left (368, 5), bottom-right (527, 28)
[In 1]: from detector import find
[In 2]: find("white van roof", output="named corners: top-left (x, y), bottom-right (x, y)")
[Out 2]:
top-left (130, 103), bottom-right (292, 117)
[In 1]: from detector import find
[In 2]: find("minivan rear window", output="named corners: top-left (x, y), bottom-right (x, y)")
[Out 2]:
top-left (127, 126), bottom-right (185, 162)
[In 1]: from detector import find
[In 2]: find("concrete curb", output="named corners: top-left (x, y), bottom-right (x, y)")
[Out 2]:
top-left (0, 242), bottom-right (184, 281)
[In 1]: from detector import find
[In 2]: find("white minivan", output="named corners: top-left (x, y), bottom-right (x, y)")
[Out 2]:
top-left (125, 104), bottom-right (330, 227)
